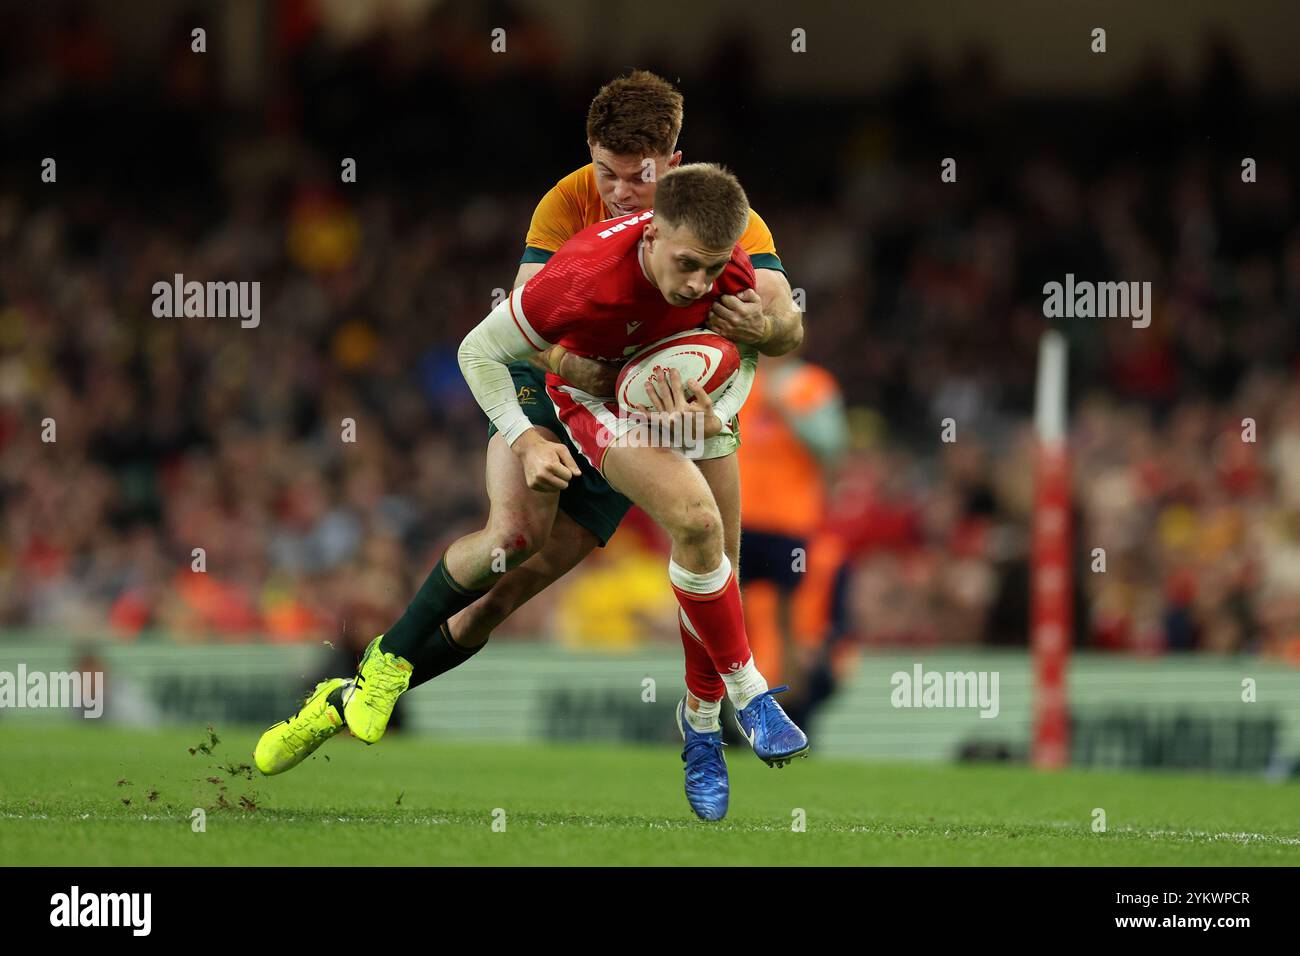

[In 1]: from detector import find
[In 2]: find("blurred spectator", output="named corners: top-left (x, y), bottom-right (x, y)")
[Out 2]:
top-left (737, 353), bottom-right (848, 692)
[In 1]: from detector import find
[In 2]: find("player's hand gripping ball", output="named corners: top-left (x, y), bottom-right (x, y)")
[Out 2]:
top-left (614, 330), bottom-right (740, 414)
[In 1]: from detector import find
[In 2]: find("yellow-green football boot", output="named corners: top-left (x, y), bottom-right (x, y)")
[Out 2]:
top-left (343, 635), bottom-right (413, 744)
top-left (253, 677), bottom-right (349, 776)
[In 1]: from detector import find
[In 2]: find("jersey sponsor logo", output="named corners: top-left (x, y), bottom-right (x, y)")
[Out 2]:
top-left (596, 210), bottom-right (654, 239)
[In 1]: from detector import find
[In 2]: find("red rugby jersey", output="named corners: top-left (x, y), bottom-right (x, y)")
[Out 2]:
top-left (512, 210), bottom-right (755, 371)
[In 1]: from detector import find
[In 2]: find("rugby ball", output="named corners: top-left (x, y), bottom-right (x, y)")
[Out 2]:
top-left (615, 329), bottom-right (740, 412)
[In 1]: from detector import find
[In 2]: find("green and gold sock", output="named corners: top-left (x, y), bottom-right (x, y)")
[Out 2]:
top-left (408, 621), bottom-right (485, 690)
top-left (380, 555), bottom-right (485, 662)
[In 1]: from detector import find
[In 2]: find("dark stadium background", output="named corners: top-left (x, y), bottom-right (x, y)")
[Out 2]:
top-left (3, 0), bottom-right (1300, 772)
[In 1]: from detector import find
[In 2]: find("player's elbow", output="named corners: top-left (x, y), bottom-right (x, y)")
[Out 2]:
top-left (785, 313), bottom-right (805, 352)
top-left (457, 328), bottom-right (483, 378)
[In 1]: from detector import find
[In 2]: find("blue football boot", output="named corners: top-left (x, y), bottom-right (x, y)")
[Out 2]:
top-left (734, 686), bottom-right (809, 767)
top-left (675, 698), bottom-right (729, 821)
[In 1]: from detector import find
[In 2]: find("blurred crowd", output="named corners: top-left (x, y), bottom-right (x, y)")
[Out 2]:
top-left (2, 1), bottom-right (1299, 661)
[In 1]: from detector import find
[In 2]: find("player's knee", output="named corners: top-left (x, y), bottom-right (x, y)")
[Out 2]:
top-left (673, 501), bottom-right (722, 551)
top-left (487, 514), bottom-right (548, 567)
top-left (494, 533), bottom-right (541, 567)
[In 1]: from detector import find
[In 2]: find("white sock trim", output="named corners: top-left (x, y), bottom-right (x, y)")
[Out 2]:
top-left (722, 657), bottom-right (768, 710)
top-left (678, 608), bottom-right (703, 642)
top-left (668, 555), bottom-right (732, 595)
top-left (684, 696), bottom-right (722, 732)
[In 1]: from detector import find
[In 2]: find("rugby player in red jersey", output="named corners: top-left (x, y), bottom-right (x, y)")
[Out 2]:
top-left (254, 165), bottom-right (806, 820)
top-left (449, 165), bottom-right (810, 816)
top-left (254, 75), bottom-right (805, 821)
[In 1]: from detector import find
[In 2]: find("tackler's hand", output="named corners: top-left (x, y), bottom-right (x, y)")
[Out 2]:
top-left (707, 288), bottom-right (771, 346)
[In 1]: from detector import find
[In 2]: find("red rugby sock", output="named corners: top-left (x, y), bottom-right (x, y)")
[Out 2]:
top-left (669, 556), bottom-right (753, 678)
top-left (678, 608), bottom-right (726, 702)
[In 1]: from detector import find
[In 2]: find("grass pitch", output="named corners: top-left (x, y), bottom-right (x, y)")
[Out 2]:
top-left (1, 724), bottom-right (1297, 865)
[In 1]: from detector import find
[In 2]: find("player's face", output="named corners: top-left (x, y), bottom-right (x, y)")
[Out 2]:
top-left (590, 142), bottom-right (682, 218)
top-left (642, 220), bottom-right (733, 307)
